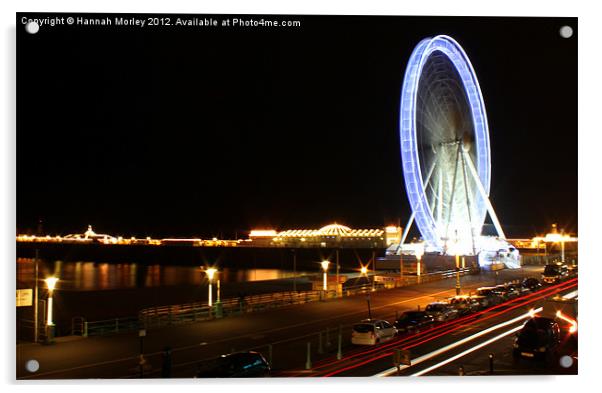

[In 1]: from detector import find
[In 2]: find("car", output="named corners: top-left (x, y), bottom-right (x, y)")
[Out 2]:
top-left (195, 351), bottom-right (270, 378)
top-left (394, 311), bottom-right (435, 333)
top-left (448, 295), bottom-right (480, 315)
top-left (542, 263), bottom-right (569, 284)
top-left (513, 317), bottom-right (561, 362)
top-left (468, 295), bottom-right (489, 311)
top-left (521, 277), bottom-right (542, 292)
top-left (475, 287), bottom-right (504, 306)
top-left (566, 264), bottom-right (578, 277)
top-left (493, 283), bottom-right (521, 300)
top-left (425, 302), bottom-right (459, 322)
top-left (351, 319), bottom-right (397, 345)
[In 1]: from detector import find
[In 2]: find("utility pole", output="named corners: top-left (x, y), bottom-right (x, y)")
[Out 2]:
top-left (138, 329), bottom-right (146, 378)
top-left (33, 249), bottom-right (39, 343)
top-left (371, 249), bottom-right (376, 291)
top-left (292, 249), bottom-right (297, 292)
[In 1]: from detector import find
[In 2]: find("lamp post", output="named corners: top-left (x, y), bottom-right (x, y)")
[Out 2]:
top-left (206, 268), bottom-right (217, 307)
top-left (321, 260), bottom-right (330, 291)
top-left (561, 237), bottom-right (566, 264)
top-left (45, 277), bottom-right (58, 344)
top-left (335, 249), bottom-right (340, 297)
top-left (455, 255), bottom-right (462, 295)
top-left (415, 246), bottom-right (424, 283)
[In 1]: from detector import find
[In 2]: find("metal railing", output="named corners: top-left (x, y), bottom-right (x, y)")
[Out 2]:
top-left (79, 316), bottom-right (141, 337)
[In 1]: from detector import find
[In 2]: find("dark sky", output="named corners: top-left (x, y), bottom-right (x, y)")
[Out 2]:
top-left (17, 13), bottom-right (577, 239)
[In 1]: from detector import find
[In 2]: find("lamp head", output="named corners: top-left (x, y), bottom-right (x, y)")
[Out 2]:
top-left (206, 268), bottom-right (217, 281)
top-left (321, 260), bottom-right (330, 272)
top-left (45, 277), bottom-right (59, 292)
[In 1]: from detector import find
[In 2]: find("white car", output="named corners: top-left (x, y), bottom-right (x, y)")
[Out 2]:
top-left (351, 319), bottom-right (397, 345)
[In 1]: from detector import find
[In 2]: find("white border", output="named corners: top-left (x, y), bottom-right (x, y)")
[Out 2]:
top-left (2, 2), bottom-right (599, 393)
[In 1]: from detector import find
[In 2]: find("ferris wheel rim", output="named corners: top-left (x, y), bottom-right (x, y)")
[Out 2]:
top-left (399, 35), bottom-right (491, 249)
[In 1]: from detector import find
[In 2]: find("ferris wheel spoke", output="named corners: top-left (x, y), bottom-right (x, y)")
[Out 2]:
top-left (443, 143), bottom-right (462, 247)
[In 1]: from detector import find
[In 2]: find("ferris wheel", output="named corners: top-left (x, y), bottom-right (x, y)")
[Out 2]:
top-left (398, 35), bottom-right (506, 256)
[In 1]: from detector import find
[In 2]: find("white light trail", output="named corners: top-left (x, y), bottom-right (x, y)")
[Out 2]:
top-left (410, 324), bottom-right (523, 376)
top-left (562, 290), bottom-right (578, 299)
top-left (375, 307), bottom-right (542, 377)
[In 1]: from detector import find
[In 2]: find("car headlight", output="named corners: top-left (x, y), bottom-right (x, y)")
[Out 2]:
top-left (538, 346), bottom-right (547, 352)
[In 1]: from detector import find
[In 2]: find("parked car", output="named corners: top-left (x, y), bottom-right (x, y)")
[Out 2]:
top-left (351, 319), bottom-right (397, 345)
top-left (425, 302), bottom-right (459, 322)
top-left (566, 264), bottom-right (578, 277)
top-left (394, 311), bottom-right (435, 333)
top-left (513, 317), bottom-right (561, 362)
top-left (475, 287), bottom-right (504, 306)
top-left (195, 351), bottom-right (270, 378)
top-left (468, 295), bottom-right (489, 311)
top-left (521, 277), bottom-right (542, 293)
top-left (448, 295), bottom-right (480, 315)
top-left (493, 283), bottom-right (521, 300)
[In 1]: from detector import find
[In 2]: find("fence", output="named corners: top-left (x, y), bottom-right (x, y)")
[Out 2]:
top-left (73, 267), bottom-right (478, 337)
top-left (521, 254), bottom-right (578, 266)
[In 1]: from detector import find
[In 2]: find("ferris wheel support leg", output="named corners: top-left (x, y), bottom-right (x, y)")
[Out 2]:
top-left (462, 151), bottom-right (507, 240)
top-left (397, 212), bottom-right (415, 254)
top-left (460, 147), bottom-right (478, 255)
top-left (397, 156), bottom-right (439, 254)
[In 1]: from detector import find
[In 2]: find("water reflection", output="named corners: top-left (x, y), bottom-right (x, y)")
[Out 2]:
top-left (16, 258), bottom-right (308, 291)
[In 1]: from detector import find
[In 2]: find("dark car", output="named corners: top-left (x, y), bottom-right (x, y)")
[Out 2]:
top-left (475, 287), bottom-right (504, 306)
top-left (394, 311), bottom-right (434, 333)
top-left (542, 263), bottom-right (569, 284)
top-left (425, 302), bottom-right (459, 322)
top-left (521, 277), bottom-right (542, 292)
top-left (493, 283), bottom-right (521, 300)
top-left (513, 317), bottom-right (560, 361)
top-left (448, 295), bottom-right (480, 315)
top-left (195, 351), bottom-right (270, 378)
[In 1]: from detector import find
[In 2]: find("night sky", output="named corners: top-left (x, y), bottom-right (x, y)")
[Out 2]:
top-left (17, 13), bottom-right (577, 239)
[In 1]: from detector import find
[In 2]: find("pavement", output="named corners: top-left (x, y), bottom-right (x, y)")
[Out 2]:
top-left (16, 267), bottom-right (541, 380)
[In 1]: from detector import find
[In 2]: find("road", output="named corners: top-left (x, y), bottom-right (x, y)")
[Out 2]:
top-left (17, 267), bottom-right (549, 379)
top-left (293, 279), bottom-right (577, 377)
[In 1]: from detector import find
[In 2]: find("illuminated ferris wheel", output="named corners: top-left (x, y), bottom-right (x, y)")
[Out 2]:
top-left (398, 35), bottom-right (506, 256)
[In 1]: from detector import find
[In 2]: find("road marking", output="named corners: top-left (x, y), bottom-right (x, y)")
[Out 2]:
top-left (374, 307), bottom-right (542, 377)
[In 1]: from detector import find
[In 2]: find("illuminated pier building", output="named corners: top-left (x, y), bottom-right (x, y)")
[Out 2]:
top-left (248, 223), bottom-right (402, 248)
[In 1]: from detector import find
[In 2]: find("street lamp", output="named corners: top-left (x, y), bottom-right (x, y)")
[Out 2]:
top-left (455, 255), bottom-right (462, 295)
top-left (45, 277), bottom-right (58, 344)
top-left (45, 277), bottom-right (58, 325)
top-left (206, 268), bottom-right (217, 307)
top-left (321, 260), bottom-right (330, 291)
top-left (415, 246), bottom-right (424, 282)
